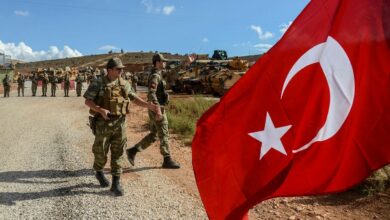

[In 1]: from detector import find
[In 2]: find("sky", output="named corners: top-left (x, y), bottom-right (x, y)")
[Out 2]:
top-left (0, 0), bottom-right (310, 62)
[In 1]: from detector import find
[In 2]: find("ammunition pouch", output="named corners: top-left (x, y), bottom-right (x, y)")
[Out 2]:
top-left (158, 92), bottom-right (169, 106)
top-left (89, 115), bottom-right (98, 135)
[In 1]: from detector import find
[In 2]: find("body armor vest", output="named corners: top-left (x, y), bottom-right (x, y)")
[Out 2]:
top-left (92, 77), bottom-right (130, 116)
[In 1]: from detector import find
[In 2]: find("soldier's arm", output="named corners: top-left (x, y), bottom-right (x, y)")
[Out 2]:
top-left (85, 99), bottom-right (110, 120)
top-left (126, 82), bottom-right (161, 114)
top-left (148, 74), bottom-right (159, 105)
top-left (83, 80), bottom-right (110, 120)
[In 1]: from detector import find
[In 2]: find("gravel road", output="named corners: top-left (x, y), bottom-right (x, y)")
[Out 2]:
top-left (0, 88), bottom-right (207, 219)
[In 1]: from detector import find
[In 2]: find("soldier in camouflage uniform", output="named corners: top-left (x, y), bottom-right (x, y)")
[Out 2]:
top-left (126, 53), bottom-right (195, 169)
top-left (84, 57), bottom-right (159, 196)
top-left (131, 73), bottom-right (138, 92)
top-left (2, 74), bottom-right (11, 97)
top-left (31, 72), bottom-right (38, 96)
top-left (17, 73), bottom-right (25, 97)
top-left (50, 73), bottom-right (58, 97)
top-left (63, 72), bottom-right (70, 97)
top-left (42, 72), bottom-right (49, 97)
top-left (75, 73), bottom-right (83, 96)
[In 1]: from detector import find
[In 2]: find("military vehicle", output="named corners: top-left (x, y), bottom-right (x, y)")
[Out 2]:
top-left (169, 50), bottom-right (248, 96)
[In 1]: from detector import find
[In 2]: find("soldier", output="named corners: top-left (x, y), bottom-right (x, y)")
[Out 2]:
top-left (50, 73), bottom-right (58, 97)
top-left (131, 73), bottom-right (138, 92)
top-left (126, 53), bottom-right (195, 169)
top-left (75, 73), bottom-right (83, 97)
top-left (31, 72), bottom-right (38, 96)
top-left (17, 73), bottom-right (25, 97)
top-left (84, 57), bottom-right (160, 196)
top-left (63, 72), bottom-right (70, 97)
top-left (2, 74), bottom-right (11, 97)
top-left (42, 72), bottom-right (49, 97)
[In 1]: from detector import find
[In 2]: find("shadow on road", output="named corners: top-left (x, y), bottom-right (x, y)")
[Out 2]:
top-left (104, 166), bottom-right (161, 174)
top-left (0, 169), bottom-right (108, 206)
top-left (0, 169), bottom-right (92, 184)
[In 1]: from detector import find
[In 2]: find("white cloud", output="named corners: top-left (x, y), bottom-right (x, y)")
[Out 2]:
top-left (202, 38), bottom-right (209, 43)
top-left (280, 21), bottom-right (293, 34)
top-left (14, 10), bottom-right (29, 16)
top-left (163, 6), bottom-right (175, 15)
top-left (0, 40), bottom-right (82, 62)
top-left (98, 45), bottom-right (118, 51)
top-left (141, 0), bottom-right (175, 15)
top-left (251, 25), bottom-right (274, 40)
top-left (253, 43), bottom-right (273, 53)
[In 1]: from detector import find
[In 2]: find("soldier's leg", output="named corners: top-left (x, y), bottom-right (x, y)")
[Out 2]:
top-left (92, 121), bottom-right (111, 172)
top-left (156, 117), bottom-right (171, 157)
top-left (134, 119), bottom-right (158, 151)
top-left (18, 86), bottom-right (20, 96)
top-left (110, 120), bottom-right (127, 176)
top-left (22, 87), bottom-right (24, 96)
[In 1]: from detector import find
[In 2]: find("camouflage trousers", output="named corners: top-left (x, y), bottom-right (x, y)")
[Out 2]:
top-left (76, 84), bottom-right (82, 96)
top-left (134, 109), bottom-right (170, 157)
top-left (51, 84), bottom-right (56, 96)
top-left (3, 86), bottom-right (10, 97)
top-left (64, 85), bottom-right (70, 96)
top-left (18, 85), bottom-right (24, 96)
top-left (31, 84), bottom-right (37, 96)
top-left (92, 116), bottom-right (127, 176)
top-left (42, 84), bottom-right (48, 96)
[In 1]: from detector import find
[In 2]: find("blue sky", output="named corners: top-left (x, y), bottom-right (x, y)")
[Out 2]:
top-left (0, 0), bottom-right (309, 62)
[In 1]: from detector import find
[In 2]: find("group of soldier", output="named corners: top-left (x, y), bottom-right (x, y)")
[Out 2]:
top-left (2, 69), bottom-right (138, 98)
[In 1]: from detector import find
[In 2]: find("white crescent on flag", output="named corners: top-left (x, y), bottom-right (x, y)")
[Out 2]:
top-left (281, 36), bottom-right (355, 153)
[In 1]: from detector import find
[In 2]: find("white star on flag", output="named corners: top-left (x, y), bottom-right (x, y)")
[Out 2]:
top-left (249, 112), bottom-right (291, 160)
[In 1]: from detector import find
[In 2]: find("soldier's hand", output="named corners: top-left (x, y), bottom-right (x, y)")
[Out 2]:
top-left (99, 108), bottom-right (111, 120)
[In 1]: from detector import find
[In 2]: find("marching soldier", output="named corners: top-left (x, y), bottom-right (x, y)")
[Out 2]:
top-left (50, 73), bottom-right (58, 97)
top-left (75, 73), bottom-right (83, 97)
top-left (2, 74), bottom-right (11, 97)
top-left (17, 73), bottom-right (25, 97)
top-left (63, 72), bottom-right (70, 97)
top-left (42, 72), bottom-right (49, 97)
top-left (31, 72), bottom-right (38, 96)
top-left (131, 73), bottom-right (138, 92)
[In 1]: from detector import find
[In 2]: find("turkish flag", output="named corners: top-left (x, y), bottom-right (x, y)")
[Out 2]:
top-left (192, 0), bottom-right (390, 219)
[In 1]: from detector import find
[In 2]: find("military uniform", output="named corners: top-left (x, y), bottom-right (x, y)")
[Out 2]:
top-left (42, 73), bottom-right (49, 96)
top-left (2, 75), bottom-right (11, 97)
top-left (84, 75), bottom-right (136, 177)
top-left (126, 54), bottom-right (180, 169)
top-left (75, 74), bottom-right (83, 96)
top-left (131, 74), bottom-right (138, 92)
top-left (50, 75), bottom-right (58, 97)
top-left (63, 73), bottom-right (70, 97)
top-left (132, 68), bottom-right (172, 156)
top-left (31, 73), bottom-right (38, 96)
top-left (17, 74), bottom-right (25, 97)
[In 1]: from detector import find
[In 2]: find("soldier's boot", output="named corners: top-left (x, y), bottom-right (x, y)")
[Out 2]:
top-left (110, 176), bottom-right (124, 196)
top-left (162, 156), bottom-right (180, 169)
top-left (95, 171), bottom-right (110, 187)
top-left (126, 147), bottom-right (138, 166)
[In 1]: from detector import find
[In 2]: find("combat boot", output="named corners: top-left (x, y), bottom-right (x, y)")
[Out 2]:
top-left (110, 176), bottom-right (124, 196)
top-left (95, 171), bottom-right (109, 187)
top-left (126, 147), bottom-right (138, 166)
top-left (162, 156), bottom-right (180, 169)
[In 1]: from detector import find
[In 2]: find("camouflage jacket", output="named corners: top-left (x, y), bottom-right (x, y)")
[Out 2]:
top-left (2, 77), bottom-right (10, 86)
top-left (147, 68), bottom-right (168, 105)
top-left (84, 76), bottom-right (137, 104)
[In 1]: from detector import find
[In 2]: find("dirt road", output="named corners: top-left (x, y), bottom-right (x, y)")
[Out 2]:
top-left (0, 87), bottom-right (389, 219)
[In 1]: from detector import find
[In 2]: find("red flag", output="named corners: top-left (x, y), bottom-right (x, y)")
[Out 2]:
top-left (192, 0), bottom-right (390, 219)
